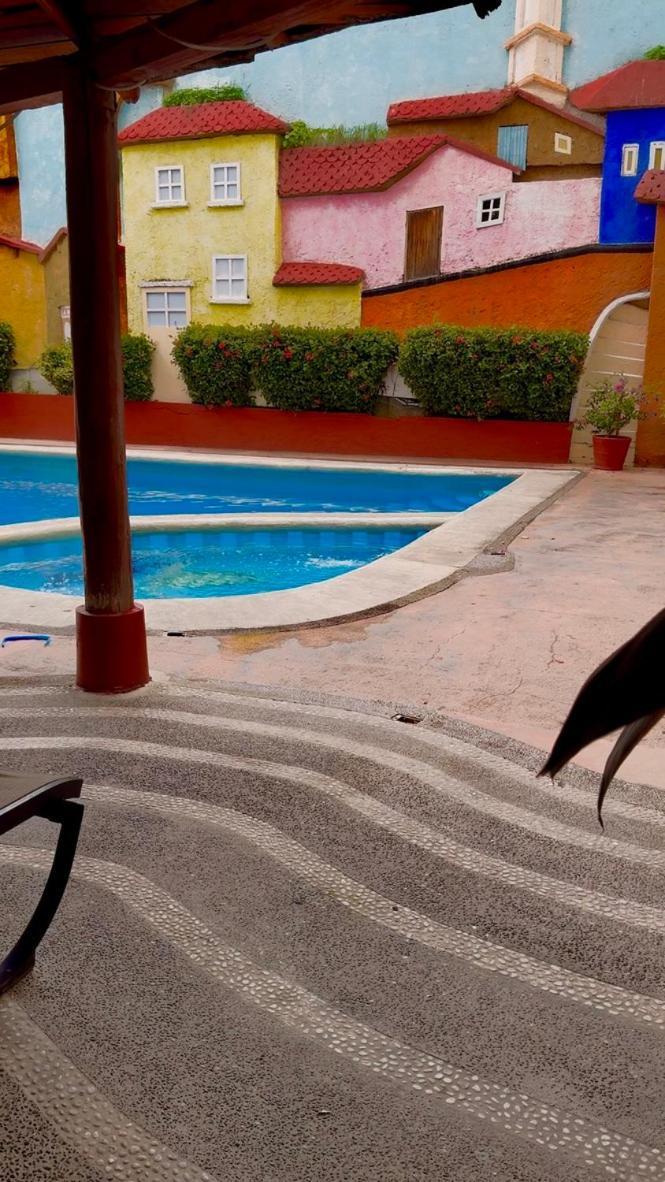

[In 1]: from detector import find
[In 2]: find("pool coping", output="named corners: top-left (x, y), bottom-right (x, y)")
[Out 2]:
top-left (0, 461), bottom-right (581, 634)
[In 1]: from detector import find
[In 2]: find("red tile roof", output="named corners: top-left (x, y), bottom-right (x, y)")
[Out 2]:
top-left (571, 60), bottom-right (665, 112)
top-left (273, 261), bottom-right (364, 285)
top-left (279, 134), bottom-right (518, 197)
top-left (0, 233), bottom-right (41, 255)
top-left (387, 86), bottom-right (603, 133)
top-left (119, 100), bottom-right (289, 145)
top-left (635, 169), bottom-right (665, 205)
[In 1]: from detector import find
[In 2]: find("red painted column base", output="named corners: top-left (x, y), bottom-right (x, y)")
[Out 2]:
top-left (76, 605), bottom-right (150, 694)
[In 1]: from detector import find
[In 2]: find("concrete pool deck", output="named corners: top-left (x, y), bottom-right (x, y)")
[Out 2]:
top-left (1, 467), bottom-right (663, 789)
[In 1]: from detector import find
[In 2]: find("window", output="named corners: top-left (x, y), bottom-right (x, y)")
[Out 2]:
top-left (404, 206), bottom-right (443, 281)
top-left (212, 255), bottom-right (248, 302)
top-left (210, 163), bottom-right (242, 205)
top-left (497, 124), bottom-right (528, 170)
top-left (649, 141), bottom-right (665, 171)
top-left (60, 305), bottom-right (71, 341)
top-left (554, 132), bottom-right (572, 155)
top-left (154, 165), bottom-right (185, 205)
top-left (476, 192), bottom-right (506, 228)
top-left (145, 288), bottom-right (189, 328)
top-left (621, 144), bottom-right (639, 176)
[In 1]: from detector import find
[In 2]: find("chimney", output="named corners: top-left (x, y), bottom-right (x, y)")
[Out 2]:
top-left (505, 0), bottom-right (571, 106)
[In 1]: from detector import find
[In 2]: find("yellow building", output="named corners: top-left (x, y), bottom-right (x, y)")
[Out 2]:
top-left (119, 100), bottom-right (362, 353)
top-left (0, 227), bottom-right (70, 382)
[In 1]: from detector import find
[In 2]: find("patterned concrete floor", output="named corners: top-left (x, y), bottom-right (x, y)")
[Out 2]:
top-left (1, 677), bottom-right (665, 1181)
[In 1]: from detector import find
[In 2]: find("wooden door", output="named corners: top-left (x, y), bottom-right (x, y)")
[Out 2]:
top-left (404, 206), bottom-right (443, 281)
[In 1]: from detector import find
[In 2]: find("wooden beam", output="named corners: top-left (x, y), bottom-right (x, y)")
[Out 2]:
top-left (34, 0), bottom-right (80, 44)
top-left (62, 57), bottom-right (149, 691)
top-left (0, 56), bottom-right (66, 114)
top-left (92, 0), bottom-right (477, 87)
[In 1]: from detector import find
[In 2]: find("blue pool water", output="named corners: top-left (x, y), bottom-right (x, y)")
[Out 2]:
top-left (0, 527), bottom-right (427, 598)
top-left (0, 451), bottom-right (513, 524)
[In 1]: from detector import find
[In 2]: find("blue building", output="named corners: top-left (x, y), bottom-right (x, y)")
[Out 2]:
top-left (572, 60), bottom-right (665, 245)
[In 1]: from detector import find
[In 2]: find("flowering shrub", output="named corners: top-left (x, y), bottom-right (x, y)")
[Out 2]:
top-left (256, 325), bottom-right (398, 413)
top-left (577, 377), bottom-right (650, 436)
top-left (172, 324), bottom-right (261, 407)
top-left (172, 323), bottom-right (398, 413)
top-left (398, 325), bottom-right (588, 421)
top-left (0, 321), bottom-right (15, 388)
top-left (40, 335), bottom-right (155, 400)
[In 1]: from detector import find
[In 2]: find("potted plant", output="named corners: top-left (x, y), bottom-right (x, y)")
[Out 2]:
top-left (576, 377), bottom-right (647, 471)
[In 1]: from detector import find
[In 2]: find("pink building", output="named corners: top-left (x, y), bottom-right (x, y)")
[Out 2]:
top-left (280, 136), bottom-right (600, 290)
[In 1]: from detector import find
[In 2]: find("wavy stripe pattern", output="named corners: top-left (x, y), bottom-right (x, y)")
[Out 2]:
top-left (5, 732), bottom-right (665, 934)
top-left (1, 843), bottom-right (662, 1182)
top-left (84, 781), bottom-right (665, 1028)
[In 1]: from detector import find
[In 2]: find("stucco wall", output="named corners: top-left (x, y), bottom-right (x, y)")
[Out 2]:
top-left (283, 147), bottom-right (600, 289)
top-left (388, 96), bottom-right (603, 175)
top-left (123, 133), bottom-right (283, 330)
top-left (43, 233), bottom-right (70, 345)
top-left (0, 245), bottom-right (46, 367)
top-left (123, 133), bottom-right (359, 337)
top-left (361, 247), bottom-right (653, 334)
top-left (600, 110), bottom-right (665, 246)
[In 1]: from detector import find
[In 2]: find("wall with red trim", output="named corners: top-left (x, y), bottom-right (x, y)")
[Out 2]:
top-left (0, 393), bottom-right (572, 464)
top-left (361, 250), bottom-right (653, 335)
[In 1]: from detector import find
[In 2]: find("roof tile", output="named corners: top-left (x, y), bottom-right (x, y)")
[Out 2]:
top-left (119, 100), bottom-right (289, 145)
top-left (387, 85), bottom-right (603, 133)
top-left (273, 261), bottom-right (364, 285)
top-left (571, 60), bottom-right (665, 113)
top-left (635, 169), bottom-right (665, 205)
top-left (279, 134), bottom-right (518, 197)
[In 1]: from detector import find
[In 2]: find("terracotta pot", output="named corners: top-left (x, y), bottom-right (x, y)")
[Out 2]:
top-left (592, 434), bottom-right (631, 471)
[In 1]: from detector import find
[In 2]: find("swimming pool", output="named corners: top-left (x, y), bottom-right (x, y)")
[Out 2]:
top-left (0, 525), bottom-right (427, 599)
top-left (0, 450), bottom-right (513, 525)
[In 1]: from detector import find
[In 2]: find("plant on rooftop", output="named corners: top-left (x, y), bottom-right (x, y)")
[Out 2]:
top-left (283, 121), bottom-right (387, 148)
top-left (398, 325), bottom-right (588, 421)
top-left (163, 84), bottom-right (248, 107)
top-left (172, 323), bottom-right (261, 407)
top-left (644, 46), bottom-right (665, 60)
top-left (0, 321), bottom-right (16, 389)
top-left (39, 335), bottom-right (155, 400)
top-left (256, 325), bottom-right (399, 413)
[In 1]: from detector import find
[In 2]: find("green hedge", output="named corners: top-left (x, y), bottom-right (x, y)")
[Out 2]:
top-left (398, 325), bottom-right (588, 421)
top-left (172, 324), bottom-right (261, 407)
top-left (256, 326), bottom-right (399, 413)
top-left (40, 335), bottom-right (155, 401)
top-left (172, 323), bottom-right (399, 413)
top-left (0, 321), bottom-right (16, 389)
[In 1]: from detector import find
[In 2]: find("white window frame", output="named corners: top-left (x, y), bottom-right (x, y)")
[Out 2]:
top-left (211, 254), bottom-right (249, 304)
top-left (649, 141), bottom-right (665, 170)
top-left (209, 162), bottom-right (243, 207)
top-left (153, 164), bottom-right (187, 207)
top-left (554, 132), bottom-right (572, 155)
top-left (621, 144), bottom-right (639, 176)
top-left (476, 191), bottom-right (506, 229)
top-left (142, 285), bottom-right (191, 329)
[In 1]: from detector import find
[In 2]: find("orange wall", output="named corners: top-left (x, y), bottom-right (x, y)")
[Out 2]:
top-left (636, 208), bottom-right (665, 466)
top-left (362, 250), bottom-right (653, 336)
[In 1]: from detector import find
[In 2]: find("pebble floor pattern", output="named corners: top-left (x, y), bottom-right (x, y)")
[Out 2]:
top-left (1, 680), bottom-right (665, 1181)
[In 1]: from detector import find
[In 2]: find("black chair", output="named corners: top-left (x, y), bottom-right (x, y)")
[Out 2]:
top-left (0, 772), bottom-right (83, 995)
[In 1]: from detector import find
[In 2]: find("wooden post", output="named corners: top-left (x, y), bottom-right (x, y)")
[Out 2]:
top-left (62, 57), bottom-right (149, 692)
